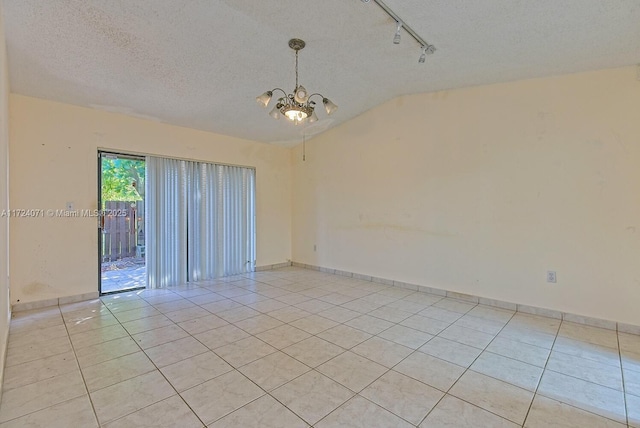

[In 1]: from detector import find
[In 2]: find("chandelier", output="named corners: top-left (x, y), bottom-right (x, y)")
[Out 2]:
top-left (256, 39), bottom-right (337, 124)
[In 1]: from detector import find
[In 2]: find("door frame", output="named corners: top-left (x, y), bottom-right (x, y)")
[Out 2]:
top-left (98, 150), bottom-right (147, 295)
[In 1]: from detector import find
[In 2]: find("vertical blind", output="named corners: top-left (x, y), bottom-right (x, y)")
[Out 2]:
top-left (146, 157), bottom-right (255, 288)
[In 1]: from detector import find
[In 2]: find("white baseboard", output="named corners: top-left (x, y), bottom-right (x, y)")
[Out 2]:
top-left (292, 262), bottom-right (638, 334)
top-left (9, 263), bottom-right (638, 336)
top-left (12, 292), bottom-right (99, 313)
top-left (255, 261), bottom-right (293, 272)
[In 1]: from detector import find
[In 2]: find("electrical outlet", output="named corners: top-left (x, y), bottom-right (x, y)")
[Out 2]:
top-left (546, 271), bottom-right (557, 283)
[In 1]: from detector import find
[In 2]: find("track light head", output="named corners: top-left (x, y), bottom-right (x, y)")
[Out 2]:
top-left (393, 22), bottom-right (402, 44)
top-left (362, 1), bottom-right (437, 64)
top-left (419, 45), bottom-right (436, 63)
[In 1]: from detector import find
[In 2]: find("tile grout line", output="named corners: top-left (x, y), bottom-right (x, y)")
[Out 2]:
top-left (415, 303), bottom-right (520, 427)
top-left (308, 295), bottom-right (526, 426)
top-left (520, 321), bottom-right (627, 426)
top-left (140, 280), bottom-right (323, 426)
top-left (519, 315), bottom-right (562, 427)
top-left (150, 278), bottom-right (510, 426)
top-left (208, 275), bottom-right (441, 426)
top-left (2, 279), bottom-right (252, 424)
top-left (617, 325), bottom-right (630, 428)
top-left (58, 305), bottom-right (102, 428)
top-left (108, 289), bottom-right (212, 426)
top-left (307, 310), bottom-right (418, 426)
top-left (536, 325), bottom-right (629, 425)
top-left (93, 292), bottom-right (213, 426)
top-left (197, 288), bottom-right (347, 427)
top-left (288, 290), bottom-right (438, 427)
top-left (232, 290), bottom-right (385, 427)
top-left (129, 288), bottom-right (257, 427)
top-left (114, 305), bottom-right (210, 428)
top-left (215, 272), bottom-right (504, 425)
top-left (98, 294), bottom-right (188, 427)
top-left (1, 308), bottom-right (95, 425)
top-left (104, 281), bottom-right (292, 425)
top-left (158, 275), bottom-right (427, 426)
top-left (7, 268), bottom-right (630, 427)
top-left (122, 274), bottom-right (524, 424)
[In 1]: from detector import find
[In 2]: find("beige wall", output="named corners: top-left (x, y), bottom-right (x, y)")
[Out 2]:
top-left (7, 66), bottom-right (640, 326)
top-left (9, 95), bottom-right (291, 304)
top-left (292, 66), bottom-right (640, 326)
top-left (0, 0), bottom-right (11, 393)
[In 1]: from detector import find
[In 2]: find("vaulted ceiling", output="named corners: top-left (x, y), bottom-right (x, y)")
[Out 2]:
top-left (4, 0), bottom-right (640, 145)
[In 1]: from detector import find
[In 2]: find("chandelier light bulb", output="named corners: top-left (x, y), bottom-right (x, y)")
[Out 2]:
top-left (285, 110), bottom-right (298, 121)
top-left (284, 108), bottom-right (308, 122)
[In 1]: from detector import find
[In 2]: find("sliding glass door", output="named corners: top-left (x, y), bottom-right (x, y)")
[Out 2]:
top-left (98, 151), bottom-right (146, 294)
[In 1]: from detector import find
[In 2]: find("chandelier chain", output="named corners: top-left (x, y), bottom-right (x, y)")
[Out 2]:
top-left (295, 49), bottom-right (299, 90)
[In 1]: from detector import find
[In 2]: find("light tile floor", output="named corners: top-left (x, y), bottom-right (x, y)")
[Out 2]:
top-left (1, 267), bottom-right (638, 427)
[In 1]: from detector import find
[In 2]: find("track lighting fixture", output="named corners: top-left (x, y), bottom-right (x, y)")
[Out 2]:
top-left (362, 0), bottom-right (436, 64)
top-left (393, 22), bottom-right (402, 45)
top-left (256, 39), bottom-right (337, 125)
top-left (418, 45), bottom-right (436, 63)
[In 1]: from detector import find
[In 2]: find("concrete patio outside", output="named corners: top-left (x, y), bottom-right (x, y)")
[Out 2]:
top-left (101, 257), bottom-right (146, 293)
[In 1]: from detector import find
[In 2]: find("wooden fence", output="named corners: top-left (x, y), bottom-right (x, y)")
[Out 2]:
top-left (101, 201), bottom-right (145, 262)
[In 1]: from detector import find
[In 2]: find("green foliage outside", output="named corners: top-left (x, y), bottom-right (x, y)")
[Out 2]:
top-left (101, 158), bottom-right (145, 203)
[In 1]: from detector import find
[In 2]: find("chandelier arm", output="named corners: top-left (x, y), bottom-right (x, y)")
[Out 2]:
top-left (270, 88), bottom-right (288, 98)
top-left (307, 93), bottom-right (325, 102)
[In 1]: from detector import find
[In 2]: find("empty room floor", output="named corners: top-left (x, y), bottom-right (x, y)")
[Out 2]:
top-left (0, 267), bottom-right (638, 427)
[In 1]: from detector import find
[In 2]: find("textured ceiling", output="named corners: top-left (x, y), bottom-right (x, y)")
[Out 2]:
top-left (3, 0), bottom-right (640, 145)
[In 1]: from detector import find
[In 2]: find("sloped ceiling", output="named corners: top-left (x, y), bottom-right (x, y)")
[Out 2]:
top-left (3, 0), bottom-right (640, 144)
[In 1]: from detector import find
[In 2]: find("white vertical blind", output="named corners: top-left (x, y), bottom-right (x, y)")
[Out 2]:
top-left (146, 156), bottom-right (255, 288)
top-left (146, 157), bottom-right (188, 288)
top-left (215, 164), bottom-right (256, 278)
